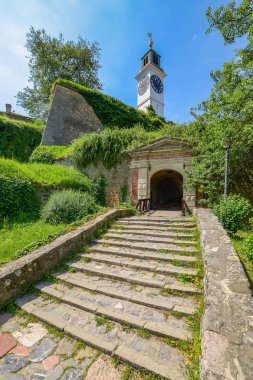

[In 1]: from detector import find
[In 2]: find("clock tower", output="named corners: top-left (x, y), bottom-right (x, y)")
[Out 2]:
top-left (135, 34), bottom-right (166, 117)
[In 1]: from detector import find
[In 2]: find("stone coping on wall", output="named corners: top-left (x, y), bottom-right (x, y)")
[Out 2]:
top-left (194, 208), bottom-right (253, 380)
top-left (0, 209), bottom-right (130, 306)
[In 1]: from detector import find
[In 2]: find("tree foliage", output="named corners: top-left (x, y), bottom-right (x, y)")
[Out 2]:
top-left (189, 1), bottom-right (253, 205)
top-left (17, 27), bottom-right (102, 120)
top-left (206, 0), bottom-right (253, 44)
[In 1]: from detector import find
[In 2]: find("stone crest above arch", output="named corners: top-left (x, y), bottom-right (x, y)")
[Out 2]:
top-left (129, 137), bottom-right (196, 210)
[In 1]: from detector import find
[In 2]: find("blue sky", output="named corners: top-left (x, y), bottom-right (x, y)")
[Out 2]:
top-left (0, 0), bottom-right (245, 123)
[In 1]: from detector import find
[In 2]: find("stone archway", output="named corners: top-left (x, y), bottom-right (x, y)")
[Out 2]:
top-left (150, 170), bottom-right (183, 210)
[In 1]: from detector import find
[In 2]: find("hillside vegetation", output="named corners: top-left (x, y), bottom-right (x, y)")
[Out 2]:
top-left (0, 114), bottom-right (44, 162)
top-left (53, 79), bottom-right (171, 131)
top-left (31, 124), bottom-right (190, 168)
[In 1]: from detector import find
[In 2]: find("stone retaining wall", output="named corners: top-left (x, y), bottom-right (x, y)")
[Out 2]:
top-left (0, 209), bottom-right (130, 306)
top-left (194, 208), bottom-right (253, 380)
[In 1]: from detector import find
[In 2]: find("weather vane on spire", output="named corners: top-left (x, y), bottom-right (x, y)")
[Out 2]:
top-left (147, 32), bottom-right (153, 48)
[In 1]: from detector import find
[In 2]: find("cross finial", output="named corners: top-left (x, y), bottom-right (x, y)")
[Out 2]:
top-left (147, 32), bottom-right (153, 48)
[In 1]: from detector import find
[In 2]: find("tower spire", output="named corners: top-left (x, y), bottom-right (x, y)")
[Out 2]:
top-left (147, 32), bottom-right (153, 48)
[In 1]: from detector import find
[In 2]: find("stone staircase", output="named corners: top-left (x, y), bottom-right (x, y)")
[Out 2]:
top-left (15, 214), bottom-right (201, 379)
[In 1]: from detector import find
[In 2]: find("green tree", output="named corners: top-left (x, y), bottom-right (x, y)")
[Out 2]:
top-left (189, 1), bottom-right (253, 205)
top-left (206, 0), bottom-right (253, 44)
top-left (17, 27), bottom-right (102, 120)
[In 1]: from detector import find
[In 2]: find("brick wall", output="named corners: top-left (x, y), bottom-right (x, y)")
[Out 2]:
top-left (130, 168), bottom-right (138, 203)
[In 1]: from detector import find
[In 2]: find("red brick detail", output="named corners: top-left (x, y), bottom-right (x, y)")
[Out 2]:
top-left (131, 168), bottom-right (138, 203)
top-left (0, 333), bottom-right (17, 358)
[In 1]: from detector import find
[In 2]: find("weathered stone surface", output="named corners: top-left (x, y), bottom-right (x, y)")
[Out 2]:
top-left (29, 338), bottom-right (56, 362)
top-left (54, 338), bottom-right (76, 357)
top-left (0, 354), bottom-right (28, 373)
top-left (42, 355), bottom-right (59, 370)
top-left (195, 208), bottom-right (253, 380)
top-left (0, 374), bottom-right (24, 380)
top-left (13, 323), bottom-right (47, 348)
top-left (60, 367), bottom-right (85, 380)
top-left (94, 244), bottom-right (197, 262)
top-left (41, 84), bottom-right (104, 146)
top-left (85, 356), bottom-right (122, 380)
top-left (0, 209), bottom-right (130, 305)
top-left (97, 238), bottom-right (197, 253)
top-left (10, 345), bottom-right (31, 357)
top-left (0, 334), bottom-right (17, 358)
top-left (0, 313), bottom-right (12, 326)
top-left (38, 282), bottom-right (192, 340)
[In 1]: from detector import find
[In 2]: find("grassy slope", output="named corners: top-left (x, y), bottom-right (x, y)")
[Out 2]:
top-left (0, 157), bottom-right (92, 190)
top-left (232, 230), bottom-right (253, 293)
top-left (0, 115), bottom-right (44, 162)
top-left (0, 157), bottom-right (97, 265)
top-left (0, 220), bottom-right (68, 265)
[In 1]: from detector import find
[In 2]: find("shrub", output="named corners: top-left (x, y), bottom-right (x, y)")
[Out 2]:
top-left (213, 195), bottom-right (251, 235)
top-left (119, 182), bottom-right (128, 203)
top-left (29, 145), bottom-right (71, 164)
top-left (41, 189), bottom-right (98, 224)
top-left (92, 175), bottom-right (106, 206)
top-left (0, 175), bottom-right (39, 220)
top-left (29, 149), bottom-right (54, 164)
top-left (0, 115), bottom-right (43, 162)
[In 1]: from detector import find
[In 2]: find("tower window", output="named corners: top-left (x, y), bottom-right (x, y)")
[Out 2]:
top-left (143, 56), bottom-right (148, 66)
top-left (153, 53), bottom-right (159, 65)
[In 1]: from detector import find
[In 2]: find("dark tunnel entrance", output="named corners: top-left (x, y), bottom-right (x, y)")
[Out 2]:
top-left (150, 170), bottom-right (183, 210)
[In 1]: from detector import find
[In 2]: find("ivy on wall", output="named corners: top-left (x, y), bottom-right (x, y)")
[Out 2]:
top-left (0, 116), bottom-right (44, 162)
top-left (53, 79), bottom-right (171, 131)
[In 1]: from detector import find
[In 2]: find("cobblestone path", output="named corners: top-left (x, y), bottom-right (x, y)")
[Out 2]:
top-left (0, 214), bottom-right (202, 379)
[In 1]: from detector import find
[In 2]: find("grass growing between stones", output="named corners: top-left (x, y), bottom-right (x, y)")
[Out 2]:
top-left (177, 274), bottom-right (196, 284)
top-left (136, 328), bottom-right (151, 339)
top-left (162, 223), bottom-right (204, 380)
top-left (95, 315), bottom-right (113, 332)
top-left (158, 249), bottom-right (195, 256)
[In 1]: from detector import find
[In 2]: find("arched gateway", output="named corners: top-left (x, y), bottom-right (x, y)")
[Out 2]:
top-left (130, 137), bottom-right (196, 212)
top-left (151, 170), bottom-right (183, 210)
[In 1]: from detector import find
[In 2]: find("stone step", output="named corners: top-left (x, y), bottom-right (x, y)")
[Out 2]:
top-left (97, 238), bottom-right (198, 254)
top-left (111, 227), bottom-right (194, 239)
top-left (16, 294), bottom-right (188, 379)
top-left (117, 220), bottom-right (196, 229)
top-left (36, 282), bottom-right (192, 341)
top-left (104, 232), bottom-right (196, 246)
top-left (94, 245), bottom-right (197, 263)
top-left (80, 252), bottom-right (197, 276)
top-left (69, 261), bottom-right (198, 294)
top-left (56, 271), bottom-right (197, 315)
top-left (120, 217), bottom-right (193, 223)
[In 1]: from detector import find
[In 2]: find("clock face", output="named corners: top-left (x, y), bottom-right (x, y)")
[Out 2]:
top-left (150, 75), bottom-right (163, 94)
top-left (138, 75), bottom-right (150, 96)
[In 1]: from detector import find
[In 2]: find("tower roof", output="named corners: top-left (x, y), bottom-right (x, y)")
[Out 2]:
top-left (141, 48), bottom-right (161, 61)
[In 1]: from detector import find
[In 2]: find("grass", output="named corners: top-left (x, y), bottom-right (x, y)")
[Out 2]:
top-left (136, 328), bottom-right (151, 339)
top-left (0, 219), bottom-right (69, 265)
top-left (0, 157), bottom-right (92, 191)
top-left (0, 208), bottom-right (109, 266)
top-left (232, 229), bottom-right (253, 294)
top-left (95, 315), bottom-right (112, 332)
top-left (177, 274), bottom-right (195, 284)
